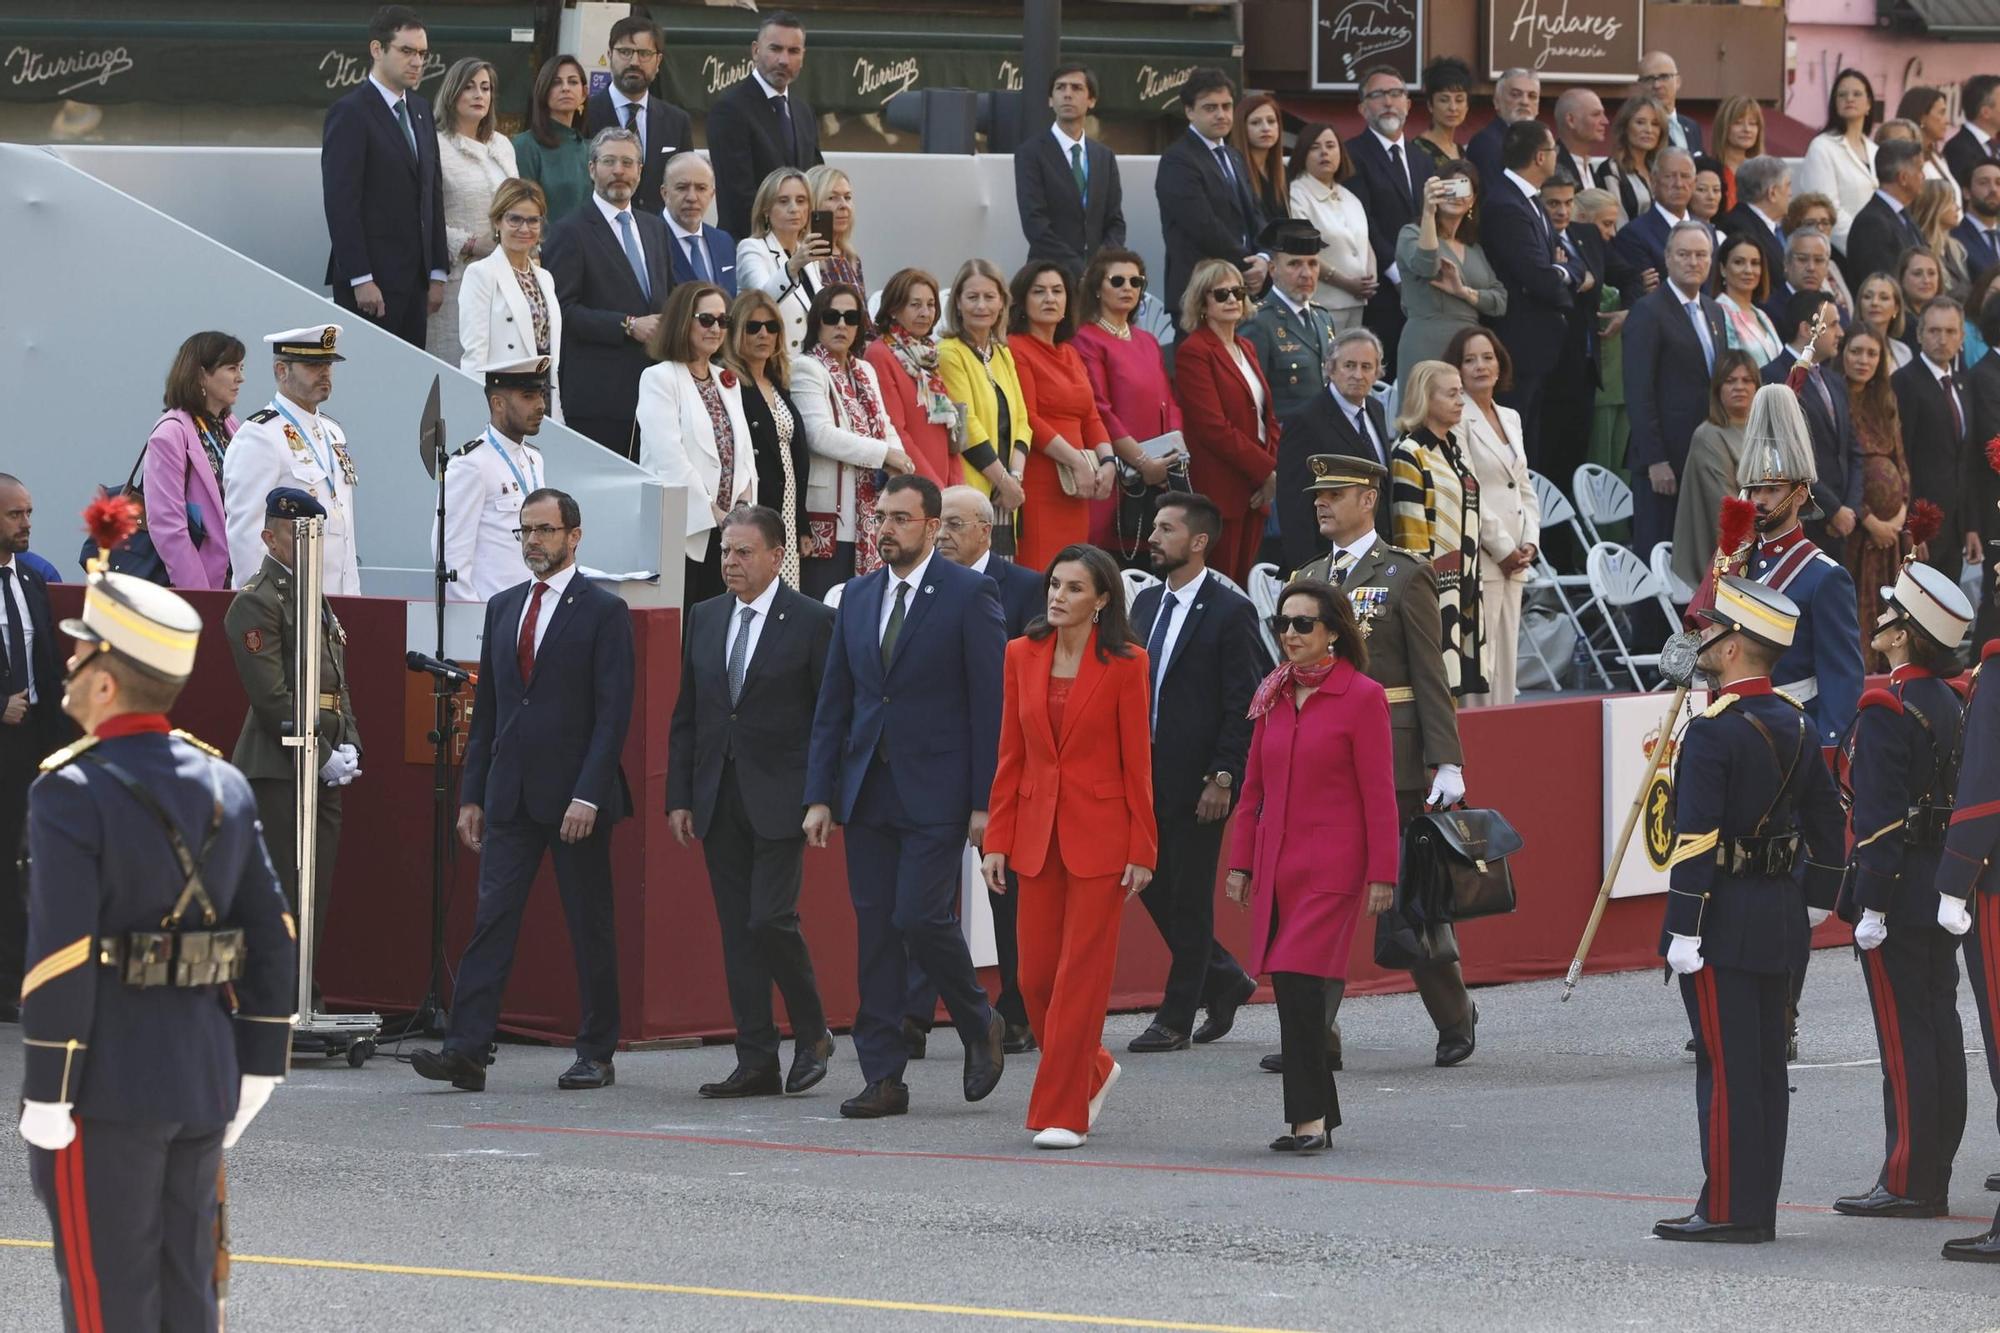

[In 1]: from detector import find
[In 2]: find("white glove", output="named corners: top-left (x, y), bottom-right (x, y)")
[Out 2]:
top-left (1666, 934), bottom-right (1705, 975)
top-left (1854, 909), bottom-right (1888, 951)
top-left (18, 1101), bottom-right (75, 1151)
top-left (1426, 763), bottom-right (1465, 809)
top-left (222, 1074), bottom-right (282, 1149)
top-left (1940, 894), bottom-right (1974, 936)
top-left (318, 743), bottom-right (361, 787)
top-left (1806, 907), bottom-right (1830, 928)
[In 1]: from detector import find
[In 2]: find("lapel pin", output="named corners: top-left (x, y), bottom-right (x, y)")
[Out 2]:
top-left (923, 585), bottom-right (934, 594)
top-left (1194, 602), bottom-right (1204, 611)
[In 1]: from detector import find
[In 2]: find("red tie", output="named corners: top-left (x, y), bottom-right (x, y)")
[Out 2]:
top-left (517, 581), bottom-right (548, 681)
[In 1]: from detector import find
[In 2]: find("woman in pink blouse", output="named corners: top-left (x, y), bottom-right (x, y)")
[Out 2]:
top-left (1071, 248), bottom-right (1188, 556)
top-left (144, 330), bottom-right (244, 590)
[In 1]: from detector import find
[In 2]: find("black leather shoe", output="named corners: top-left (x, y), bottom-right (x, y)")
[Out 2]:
top-left (1942, 1230), bottom-right (2000, 1262)
top-left (1986, 1172), bottom-right (2000, 1192)
top-left (963, 1011), bottom-right (1006, 1102)
top-left (1833, 1185), bottom-right (1946, 1218)
top-left (1435, 1003), bottom-right (1479, 1067)
top-left (1260, 1051), bottom-right (1285, 1074)
top-left (1192, 975), bottom-right (1258, 1044)
top-left (1269, 1130), bottom-right (1332, 1153)
top-left (1128, 1023), bottom-right (1191, 1053)
top-left (901, 1016), bottom-right (928, 1060)
top-left (411, 1047), bottom-right (486, 1092)
top-left (557, 1057), bottom-right (614, 1090)
top-left (839, 1079), bottom-right (909, 1119)
top-left (1002, 1022), bottom-right (1038, 1054)
top-left (1652, 1214), bottom-right (1775, 1243)
top-left (786, 1033), bottom-right (835, 1095)
top-left (700, 1065), bottom-right (782, 1099)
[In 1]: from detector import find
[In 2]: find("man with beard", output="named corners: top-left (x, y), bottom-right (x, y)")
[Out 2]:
top-left (437, 357), bottom-right (553, 601)
top-left (1345, 66), bottom-right (1434, 378)
top-left (1124, 494), bottom-right (1261, 1053)
top-left (707, 11), bottom-right (824, 242)
top-left (1951, 161), bottom-right (2000, 276)
top-left (584, 15), bottom-right (693, 217)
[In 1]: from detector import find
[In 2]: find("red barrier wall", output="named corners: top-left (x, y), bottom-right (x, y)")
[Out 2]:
top-left (49, 585), bottom-right (1842, 1045)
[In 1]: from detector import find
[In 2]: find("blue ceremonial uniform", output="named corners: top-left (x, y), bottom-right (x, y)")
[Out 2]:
top-left (1945, 642), bottom-right (2000, 1160)
top-left (1661, 680), bottom-right (1846, 1231)
top-left (1748, 528), bottom-right (1863, 751)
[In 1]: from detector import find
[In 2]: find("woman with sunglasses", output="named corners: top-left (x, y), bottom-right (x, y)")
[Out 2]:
top-left (722, 289), bottom-right (812, 585)
top-left (791, 283), bottom-right (915, 595)
top-left (864, 268), bottom-right (956, 485)
top-left (639, 282), bottom-right (756, 606)
top-left (1009, 261), bottom-right (1114, 571)
top-left (1390, 360), bottom-right (1485, 696)
top-left (1072, 249), bottom-right (1185, 553)
top-left (1226, 578), bottom-right (1397, 1155)
top-left (1395, 162), bottom-right (1505, 393)
top-left (1173, 259), bottom-right (1281, 585)
top-left (459, 178), bottom-right (564, 421)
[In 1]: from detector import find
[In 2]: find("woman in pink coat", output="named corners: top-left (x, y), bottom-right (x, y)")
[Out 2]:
top-left (143, 330), bottom-right (244, 590)
top-left (1227, 578), bottom-right (1398, 1154)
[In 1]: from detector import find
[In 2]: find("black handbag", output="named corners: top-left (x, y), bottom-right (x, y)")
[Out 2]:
top-left (1403, 807), bottom-right (1524, 923)
top-left (1110, 457), bottom-right (1190, 565)
top-left (1372, 906), bottom-right (1459, 969)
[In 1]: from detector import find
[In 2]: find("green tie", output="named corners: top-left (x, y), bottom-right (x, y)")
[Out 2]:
top-left (393, 98), bottom-right (417, 156)
top-left (1070, 143), bottom-right (1087, 200)
top-left (880, 580), bottom-right (908, 671)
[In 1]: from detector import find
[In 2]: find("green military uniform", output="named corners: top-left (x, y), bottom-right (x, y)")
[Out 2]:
top-left (1242, 291), bottom-right (1340, 422)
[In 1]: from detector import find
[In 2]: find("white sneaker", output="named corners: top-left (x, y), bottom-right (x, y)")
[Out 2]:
top-left (1033, 1127), bottom-right (1085, 1149)
top-left (1087, 1061), bottom-right (1121, 1130)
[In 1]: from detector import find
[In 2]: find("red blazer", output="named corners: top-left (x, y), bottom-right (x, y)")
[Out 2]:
top-left (986, 634), bottom-right (1158, 880)
top-left (863, 341), bottom-right (952, 484)
top-left (1172, 325), bottom-right (1281, 515)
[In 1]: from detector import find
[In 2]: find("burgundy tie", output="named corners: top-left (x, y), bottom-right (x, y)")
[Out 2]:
top-left (1944, 372), bottom-right (1965, 437)
top-left (517, 582), bottom-right (548, 681)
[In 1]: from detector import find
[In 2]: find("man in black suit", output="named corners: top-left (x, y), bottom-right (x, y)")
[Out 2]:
top-left (319, 4), bottom-right (447, 348)
top-left (1763, 291), bottom-right (1862, 549)
top-left (1962, 299), bottom-right (2000, 642)
top-left (584, 15), bottom-right (694, 218)
top-left (1945, 75), bottom-right (2000, 189)
top-left (412, 489), bottom-right (635, 1093)
top-left (0, 475), bottom-right (72, 1020)
top-left (707, 10), bottom-right (824, 241)
top-left (1551, 88), bottom-right (1607, 194)
top-left (541, 128), bottom-right (675, 460)
top-left (1483, 120), bottom-right (1581, 470)
top-left (1638, 52), bottom-right (1703, 154)
top-left (1540, 172), bottom-right (1608, 558)
top-left (1611, 147), bottom-right (1701, 292)
top-left (1761, 228), bottom-right (1841, 332)
top-left (1466, 67), bottom-right (1541, 185)
top-left (1722, 155), bottom-right (1793, 284)
top-left (1954, 161), bottom-right (2000, 279)
top-left (1275, 328), bottom-right (1392, 570)
top-left (1017, 63), bottom-right (1126, 276)
top-left (1845, 138), bottom-right (1925, 289)
top-left (1893, 297), bottom-right (1973, 577)
top-left (1622, 220), bottom-right (1727, 559)
top-left (1127, 494), bottom-right (1260, 1053)
top-left (1345, 65), bottom-right (1434, 378)
top-left (1156, 67), bottom-right (1268, 329)
top-left (669, 507), bottom-right (835, 1099)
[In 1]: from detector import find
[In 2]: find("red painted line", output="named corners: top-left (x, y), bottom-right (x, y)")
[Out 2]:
top-left (460, 1122), bottom-right (1993, 1223)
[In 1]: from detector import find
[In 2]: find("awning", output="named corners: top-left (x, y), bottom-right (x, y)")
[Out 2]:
top-left (1877, 0), bottom-right (2000, 39)
top-left (0, 1), bottom-right (537, 106)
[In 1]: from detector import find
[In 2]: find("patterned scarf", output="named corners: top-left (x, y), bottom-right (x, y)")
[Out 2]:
top-left (811, 344), bottom-right (887, 575)
top-left (882, 328), bottom-right (960, 430)
top-left (1389, 427), bottom-right (1487, 697)
top-left (1247, 654), bottom-right (1338, 719)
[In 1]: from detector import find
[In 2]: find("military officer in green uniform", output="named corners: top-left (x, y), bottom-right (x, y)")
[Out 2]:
top-left (1242, 219), bottom-right (1341, 422)
top-left (224, 487), bottom-right (360, 1008)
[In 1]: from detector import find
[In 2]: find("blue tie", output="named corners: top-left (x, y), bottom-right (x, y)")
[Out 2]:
top-left (684, 234), bottom-right (711, 283)
top-left (1145, 589), bottom-right (1180, 733)
top-left (617, 211), bottom-right (651, 303)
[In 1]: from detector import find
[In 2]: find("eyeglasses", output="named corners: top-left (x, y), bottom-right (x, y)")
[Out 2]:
top-left (864, 511), bottom-right (925, 531)
top-left (388, 42), bottom-right (429, 59)
top-left (1268, 614), bottom-right (1330, 636)
top-left (1105, 274), bottom-right (1147, 289)
top-left (594, 155), bottom-right (641, 170)
top-left (1639, 71), bottom-right (1678, 84)
top-left (740, 318), bottom-right (784, 335)
top-left (611, 46), bottom-right (662, 62)
top-left (501, 213), bottom-right (544, 230)
top-left (692, 312), bottom-right (733, 330)
top-left (819, 309), bottom-right (866, 327)
top-left (511, 524), bottom-right (570, 541)
top-left (1208, 286), bottom-right (1247, 303)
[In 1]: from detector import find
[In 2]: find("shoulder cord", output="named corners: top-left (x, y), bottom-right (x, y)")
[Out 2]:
top-left (76, 752), bottom-right (225, 928)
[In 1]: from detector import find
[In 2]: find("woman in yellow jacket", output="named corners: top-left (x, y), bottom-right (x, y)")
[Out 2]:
top-left (938, 258), bottom-right (1032, 553)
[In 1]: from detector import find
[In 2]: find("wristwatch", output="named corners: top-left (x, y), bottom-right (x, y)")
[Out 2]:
top-left (1205, 771), bottom-right (1233, 790)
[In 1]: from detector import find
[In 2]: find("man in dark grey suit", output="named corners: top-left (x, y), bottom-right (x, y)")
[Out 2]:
top-left (669, 507), bottom-right (836, 1099)
top-left (1843, 138), bottom-right (1924, 290)
top-left (1016, 64), bottom-right (1126, 276)
top-left (583, 15), bottom-right (694, 218)
top-left (707, 11), bottom-right (824, 242)
top-left (1622, 221), bottom-right (1728, 560)
top-left (1892, 298), bottom-right (1972, 577)
top-left (1345, 65), bottom-right (1434, 378)
top-left (1274, 329), bottom-right (1393, 571)
top-left (1155, 68), bottom-right (1269, 329)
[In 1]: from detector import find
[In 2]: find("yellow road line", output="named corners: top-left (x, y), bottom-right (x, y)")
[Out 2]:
top-left (0, 1239), bottom-right (1308, 1332)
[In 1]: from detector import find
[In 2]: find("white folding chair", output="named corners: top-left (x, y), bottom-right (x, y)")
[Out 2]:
top-left (1246, 562), bottom-right (1283, 662)
top-left (822, 581), bottom-right (845, 610)
top-left (1523, 471), bottom-right (1612, 690)
top-left (1586, 542), bottom-right (1666, 692)
top-left (1120, 567), bottom-right (1160, 612)
top-left (1649, 540), bottom-right (1693, 629)
top-left (1572, 463), bottom-right (1633, 549)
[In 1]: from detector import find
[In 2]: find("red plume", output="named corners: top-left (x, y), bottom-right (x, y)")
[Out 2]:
top-left (1786, 362), bottom-right (1810, 394)
top-left (1987, 435), bottom-right (2000, 475)
top-left (1908, 499), bottom-right (1944, 549)
top-left (83, 489), bottom-right (140, 554)
top-left (1715, 496), bottom-right (1756, 565)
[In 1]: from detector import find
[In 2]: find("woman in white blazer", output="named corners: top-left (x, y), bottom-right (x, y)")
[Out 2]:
top-left (459, 178), bottom-right (564, 421)
top-left (430, 58), bottom-right (519, 364)
top-left (735, 167), bottom-right (836, 356)
top-left (1448, 327), bottom-right (1538, 708)
top-left (638, 282), bottom-right (756, 606)
top-left (789, 281), bottom-right (917, 597)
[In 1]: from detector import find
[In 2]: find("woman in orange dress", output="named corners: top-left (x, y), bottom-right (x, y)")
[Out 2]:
top-left (1007, 262), bottom-right (1115, 570)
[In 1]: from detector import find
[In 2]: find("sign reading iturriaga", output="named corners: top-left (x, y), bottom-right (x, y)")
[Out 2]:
top-left (1486, 0), bottom-right (1643, 83)
top-left (1311, 0), bottom-right (1422, 92)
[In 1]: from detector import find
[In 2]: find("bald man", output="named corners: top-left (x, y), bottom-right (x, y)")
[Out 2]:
top-left (662, 152), bottom-right (738, 295)
top-left (1554, 88), bottom-right (1607, 192)
top-left (1638, 51), bottom-right (1703, 153)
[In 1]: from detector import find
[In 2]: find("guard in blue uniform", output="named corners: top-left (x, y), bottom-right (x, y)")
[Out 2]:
top-left (1655, 576), bottom-right (1847, 1244)
top-left (1833, 561), bottom-right (1973, 1219)
top-left (1942, 632), bottom-right (2000, 1262)
top-left (15, 567), bottom-right (295, 1331)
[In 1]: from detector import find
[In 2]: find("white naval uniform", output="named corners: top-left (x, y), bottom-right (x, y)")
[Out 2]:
top-left (435, 428), bottom-right (545, 602)
top-left (223, 395), bottom-right (362, 595)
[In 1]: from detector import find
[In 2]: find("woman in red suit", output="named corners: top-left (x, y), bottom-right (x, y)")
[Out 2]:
top-left (1008, 262), bottom-right (1116, 571)
top-left (984, 543), bottom-right (1157, 1149)
top-left (1227, 578), bottom-right (1398, 1153)
top-left (1173, 259), bottom-right (1281, 585)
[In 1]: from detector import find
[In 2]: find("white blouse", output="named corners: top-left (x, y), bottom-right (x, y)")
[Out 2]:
top-left (1795, 134), bottom-right (1879, 254)
top-left (1288, 174), bottom-right (1375, 314)
top-left (1226, 339), bottom-right (1267, 441)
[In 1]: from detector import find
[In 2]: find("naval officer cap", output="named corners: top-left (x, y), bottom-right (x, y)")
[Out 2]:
top-left (61, 572), bottom-right (202, 684)
top-left (266, 486), bottom-right (327, 521)
top-left (1258, 218), bottom-right (1324, 257)
top-left (1878, 560), bottom-right (1973, 649)
top-left (1694, 574), bottom-right (1799, 652)
top-left (478, 355), bottom-right (552, 391)
top-left (1303, 452), bottom-right (1388, 492)
top-left (265, 323), bottom-right (346, 363)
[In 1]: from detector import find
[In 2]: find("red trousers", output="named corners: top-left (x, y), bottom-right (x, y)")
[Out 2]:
top-left (1016, 854), bottom-right (1124, 1134)
top-left (1213, 514), bottom-right (1264, 587)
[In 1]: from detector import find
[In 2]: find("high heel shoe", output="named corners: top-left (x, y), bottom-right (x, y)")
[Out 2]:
top-left (1268, 1129), bottom-right (1332, 1153)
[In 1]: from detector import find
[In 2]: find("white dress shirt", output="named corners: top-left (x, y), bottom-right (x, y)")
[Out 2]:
top-left (722, 575), bottom-right (781, 674)
top-left (516, 559), bottom-right (579, 658)
top-left (1146, 566), bottom-right (1209, 730)
top-left (1328, 528), bottom-right (1379, 573)
top-left (1051, 122), bottom-right (1089, 193)
top-left (1336, 389), bottom-right (1387, 465)
top-left (0, 554), bottom-right (37, 702)
top-left (607, 87), bottom-right (649, 155)
top-left (437, 426), bottom-right (545, 602)
top-left (878, 549), bottom-right (936, 642)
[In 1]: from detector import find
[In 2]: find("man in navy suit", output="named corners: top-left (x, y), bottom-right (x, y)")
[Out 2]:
top-left (413, 489), bottom-right (635, 1094)
top-left (1954, 161), bottom-right (2000, 279)
top-left (805, 476), bottom-right (1008, 1119)
top-left (1944, 75), bottom-right (2000, 189)
top-left (1844, 139), bottom-right (1925, 290)
top-left (1760, 229), bottom-right (1842, 332)
top-left (1763, 291), bottom-right (1863, 550)
top-left (1892, 298), bottom-right (1973, 576)
top-left (1017, 64), bottom-right (1127, 276)
top-left (1345, 65), bottom-right (1434, 377)
top-left (320, 4), bottom-right (448, 348)
top-left (1465, 67), bottom-right (1541, 185)
top-left (1274, 329), bottom-right (1393, 569)
top-left (1623, 220), bottom-right (1728, 560)
top-left (584, 15), bottom-right (695, 218)
top-left (1612, 147), bottom-right (1702, 292)
top-left (1156, 68), bottom-right (1269, 329)
top-left (707, 10), bottom-right (824, 242)
top-left (1483, 120), bottom-right (1581, 470)
top-left (661, 153), bottom-right (738, 297)
top-left (540, 128), bottom-right (675, 460)
top-left (1721, 156), bottom-right (1793, 286)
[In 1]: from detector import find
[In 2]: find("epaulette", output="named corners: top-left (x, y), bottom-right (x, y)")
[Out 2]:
top-left (245, 408), bottom-right (279, 424)
top-left (1773, 689), bottom-right (1805, 710)
top-left (1388, 545), bottom-right (1424, 559)
top-left (242, 570), bottom-right (265, 592)
top-left (452, 436), bottom-right (486, 458)
top-left (39, 734), bottom-right (100, 772)
top-left (319, 412), bottom-right (340, 429)
top-left (1701, 693), bottom-right (1739, 718)
top-left (170, 729), bottom-right (222, 758)
top-left (1857, 686), bottom-right (1903, 715)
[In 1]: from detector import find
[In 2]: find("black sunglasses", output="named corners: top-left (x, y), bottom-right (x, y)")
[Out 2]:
top-left (739, 318), bottom-right (783, 335)
top-left (1209, 286), bottom-right (1248, 303)
top-left (1268, 613), bottom-right (1329, 636)
top-left (1106, 273), bottom-right (1147, 289)
top-left (692, 312), bottom-right (733, 330)
top-left (818, 308), bottom-right (866, 327)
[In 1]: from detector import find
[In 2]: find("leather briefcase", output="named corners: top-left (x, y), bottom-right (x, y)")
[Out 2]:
top-left (1403, 807), bottom-right (1523, 923)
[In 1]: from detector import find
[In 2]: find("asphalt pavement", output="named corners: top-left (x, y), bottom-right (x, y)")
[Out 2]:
top-left (5, 949), bottom-right (2000, 1331)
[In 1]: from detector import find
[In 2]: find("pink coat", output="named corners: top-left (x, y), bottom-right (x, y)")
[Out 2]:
top-left (143, 409), bottom-right (235, 590)
top-left (1228, 658), bottom-right (1399, 978)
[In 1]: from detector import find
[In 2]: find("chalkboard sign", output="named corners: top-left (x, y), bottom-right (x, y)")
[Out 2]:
top-left (1485, 0), bottom-right (1644, 84)
top-left (1310, 0), bottom-right (1423, 93)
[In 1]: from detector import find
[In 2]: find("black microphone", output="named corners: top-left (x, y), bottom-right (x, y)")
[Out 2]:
top-left (405, 650), bottom-right (470, 683)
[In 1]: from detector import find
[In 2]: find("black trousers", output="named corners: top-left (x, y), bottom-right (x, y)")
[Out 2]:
top-left (905, 868), bottom-right (1028, 1031)
top-left (1136, 811), bottom-right (1249, 1034)
top-left (29, 1117), bottom-right (226, 1333)
top-left (1366, 286), bottom-right (1406, 381)
top-left (703, 762), bottom-right (827, 1069)
top-left (249, 776), bottom-right (342, 998)
top-left (1681, 964), bottom-right (1790, 1228)
top-left (331, 277), bottom-right (427, 348)
top-left (565, 414), bottom-right (640, 462)
top-left (1537, 370), bottom-right (1596, 567)
top-left (1859, 927), bottom-right (1966, 1201)
top-left (445, 815), bottom-right (620, 1062)
top-left (0, 731), bottom-right (37, 998)
top-left (1960, 893), bottom-right (2000, 1230)
top-left (1273, 972), bottom-right (1341, 1127)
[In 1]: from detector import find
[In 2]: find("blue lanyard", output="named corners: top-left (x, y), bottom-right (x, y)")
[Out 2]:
top-left (271, 400), bottom-right (337, 500)
top-left (487, 428), bottom-right (534, 498)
